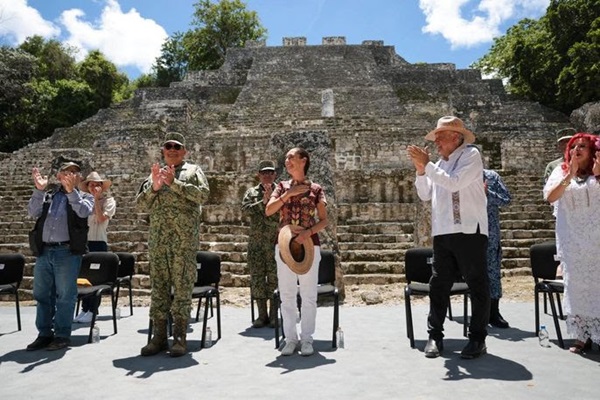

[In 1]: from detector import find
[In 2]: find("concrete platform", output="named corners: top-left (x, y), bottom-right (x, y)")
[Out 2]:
top-left (0, 301), bottom-right (598, 399)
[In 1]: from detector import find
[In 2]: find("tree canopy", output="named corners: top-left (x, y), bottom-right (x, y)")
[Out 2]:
top-left (0, 36), bottom-right (130, 152)
top-left (152, 0), bottom-right (267, 86)
top-left (473, 0), bottom-right (600, 114)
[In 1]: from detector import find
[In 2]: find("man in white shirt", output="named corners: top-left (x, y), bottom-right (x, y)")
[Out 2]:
top-left (408, 116), bottom-right (490, 359)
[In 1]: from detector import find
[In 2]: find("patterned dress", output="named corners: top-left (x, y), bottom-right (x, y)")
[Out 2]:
top-left (544, 167), bottom-right (600, 343)
top-left (483, 169), bottom-right (511, 299)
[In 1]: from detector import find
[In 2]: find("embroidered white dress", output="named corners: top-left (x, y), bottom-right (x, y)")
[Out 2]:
top-left (544, 166), bottom-right (600, 343)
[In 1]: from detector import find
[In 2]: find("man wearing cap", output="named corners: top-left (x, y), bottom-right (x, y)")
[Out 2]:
top-left (137, 132), bottom-right (210, 357)
top-left (544, 129), bottom-right (575, 182)
top-left (74, 171), bottom-right (116, 323)
top-left (242, 160), bottom-right (280, 328)
top-left (26, 159), bottom-right (94, 351)
top-left (408, 116), bottom-right (490, 359)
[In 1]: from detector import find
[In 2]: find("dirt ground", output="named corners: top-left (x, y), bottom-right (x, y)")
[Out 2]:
top-left (217, 274), bottom-right (535, 308)
top-left (8, 275), bottom-right (534, 309)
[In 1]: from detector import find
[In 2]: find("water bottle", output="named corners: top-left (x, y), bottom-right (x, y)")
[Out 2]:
top-left (336, 326), bottom-right (345, 349)
top-left (92, 324), bottom-right (100, 344)
top-left (539, 325), bottom-right (550, 347)
top-left (204, 327), bottom-right (212, 348)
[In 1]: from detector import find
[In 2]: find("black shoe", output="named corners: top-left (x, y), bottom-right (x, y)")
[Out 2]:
top-left (460, 340), bottom-right (487, 359)
top-left (424, 338), bottom-right (443, 358)
top-left (489, 314), bottom-right (509, 328)
top-left (26, 335), bottom-right (54, 351)
top-left (46, 337), bottom-right (70, 351)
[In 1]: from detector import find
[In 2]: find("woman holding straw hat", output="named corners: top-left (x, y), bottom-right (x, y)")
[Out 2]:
top-left (73, 171), bottom-right (116, 323)
top-left (266, 147), bottom-right (328, 357)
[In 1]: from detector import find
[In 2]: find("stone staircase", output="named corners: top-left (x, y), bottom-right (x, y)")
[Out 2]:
top-left (0, 38), bottom-right (567, 301)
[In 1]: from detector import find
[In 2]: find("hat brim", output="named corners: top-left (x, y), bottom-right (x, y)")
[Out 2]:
top-left (163, 140), bottom-right (184, 146)
top-left (79, 180), bottom-right (112, 192)
top-left (424, 126), bottom-right (476, 144)
top-left (260, 167), bottom-right (275, 172)
top-left (278, 225), bottom-right (314, 275)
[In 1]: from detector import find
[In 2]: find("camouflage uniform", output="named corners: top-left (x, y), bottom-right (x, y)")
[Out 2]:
top-left (136, 161), bottom-right (209, 321)
top-left (241, 183), bottom-right (279, 300)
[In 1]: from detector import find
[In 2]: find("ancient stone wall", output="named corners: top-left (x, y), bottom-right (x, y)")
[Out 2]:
top-left (0, 37), bottom-right (576, 300)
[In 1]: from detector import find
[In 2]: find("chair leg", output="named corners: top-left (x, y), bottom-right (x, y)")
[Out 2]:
top-left (548, 291), bottom-right (565, 349)
top-left (127, 283), bottom-right (134, 316)
top-left (534, 287), bottom-right (541, 336)
top-left (332, 293), bottom-right (339, 348)
top-left (111, 291), bottom-right (118, 335)
top-left (273, 292), bottom-right (281, 349)
top-left (405, 288), bottom-right (415, 348)
top-left (15, 290), bottom-right (22, 331)
top-left (195, 297), bottom-right (202, 322)
top-left (556, 293), bottom-right (564, 320)
top-left (88, 296), bottom-right (100, 344)
top-left (250, 293), bottom-right (256, 323)
top-left (463, 293), bottom-right (469, 338)
top-left (216, 293), bottom-right (222, 340)
top-left (447, 297), bottom-right (453, 321)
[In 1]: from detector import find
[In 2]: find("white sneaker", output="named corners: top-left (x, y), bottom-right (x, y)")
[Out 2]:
top-left (300, 341), bottom-right (314, 356)
top-left (281, 341), bottom-right (298, 356)
top-left (73, 311), bottom-right (87, 323)
top-left (78, 311), bottom-right (93, 324)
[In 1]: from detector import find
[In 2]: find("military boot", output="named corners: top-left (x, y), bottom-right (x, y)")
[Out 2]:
top-left (170, 318), bottom-right (188, 357)
top-left (141, 319), bottom-right (168, 356)
top-left (268, 299), bottom-right (278, 328)
top-left (252, 299), bottom-right (269, 328)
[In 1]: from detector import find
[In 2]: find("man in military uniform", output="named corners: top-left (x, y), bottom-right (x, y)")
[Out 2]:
top-left (137, 132), bottom-right (210, 357)
top-left (241, 160), bottom-right (280, 328)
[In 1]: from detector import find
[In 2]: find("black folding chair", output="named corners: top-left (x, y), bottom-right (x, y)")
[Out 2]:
top-left (114, 252), bottom-right (135, 316)
top-left (76, 252), bottom-right (120, 343)
top-left (404, 247), bottom-right (470, 348)
top-left (274, 250), bottom-right (340, 349)
top-left (193, 251), bottom-right (222, 348)
top-left (0, 253), bottom-right (25, 331)
top-left (530, 241), bottom-right (565, 348)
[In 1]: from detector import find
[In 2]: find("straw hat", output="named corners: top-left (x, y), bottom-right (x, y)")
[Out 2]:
top-left (424, 116), bottom-right (476, 144)
top-left (79, 171), bottom-right (112, 192)
top-left (278, 224), bottom-right (315, 275)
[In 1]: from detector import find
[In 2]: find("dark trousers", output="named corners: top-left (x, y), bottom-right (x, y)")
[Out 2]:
top-left (428, 232), bottom-right (490, 342)
top-left (81, 241), bottom-right (108, 312)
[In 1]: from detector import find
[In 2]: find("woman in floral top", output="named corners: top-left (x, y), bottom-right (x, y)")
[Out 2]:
top-left (266, 147), bottom-right (328, 356)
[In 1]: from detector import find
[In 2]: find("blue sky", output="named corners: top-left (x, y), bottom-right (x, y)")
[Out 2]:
top-left (0, 0), bottom-right (550, 80)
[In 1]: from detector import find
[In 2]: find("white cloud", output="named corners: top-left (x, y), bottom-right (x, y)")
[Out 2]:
top-left (419, 0), bottom-right (549, 48)
top-left (0, 0), bottom-right (60, 43)
top-left (60, 0), bottom-right (168, 74)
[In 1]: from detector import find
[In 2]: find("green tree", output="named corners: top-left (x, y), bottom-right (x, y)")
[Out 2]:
top-left (473, 0), bottom-right (600, 114)
top-left (78, 50), bottom-right (129, 109)
top-left (153, 0), bottom-right (266, 86)
top-left (19, 35), bottom-right (78, 82)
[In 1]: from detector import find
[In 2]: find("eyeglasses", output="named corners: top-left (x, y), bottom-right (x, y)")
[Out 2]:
top-left (164, 143), bottom-right (183, 150)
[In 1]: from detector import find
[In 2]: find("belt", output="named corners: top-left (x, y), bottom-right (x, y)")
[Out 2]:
top-left (43, 241), bottom-right (70, 247)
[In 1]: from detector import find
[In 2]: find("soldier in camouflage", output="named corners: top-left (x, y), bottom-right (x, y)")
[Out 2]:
top-left (136, 132), bottom-right (210, 357)
top-left (242, 160), bottom-right (280, 328)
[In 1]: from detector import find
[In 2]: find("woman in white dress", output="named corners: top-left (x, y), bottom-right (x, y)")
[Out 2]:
top-left (544, 133), bottom-right (600, 353)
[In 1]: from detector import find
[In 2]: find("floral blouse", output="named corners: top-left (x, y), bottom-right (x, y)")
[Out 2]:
top-left (272, 179), bottom-right (327, 245)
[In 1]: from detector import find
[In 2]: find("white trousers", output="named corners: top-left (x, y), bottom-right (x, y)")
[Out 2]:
top-left (275, 245), bottom-right (321, 343)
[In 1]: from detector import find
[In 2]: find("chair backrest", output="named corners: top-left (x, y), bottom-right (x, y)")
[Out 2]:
top-left (79, 252), bottom-right (120, 285)
top-left (530, 241), bottom-right (560, 281)
top-left (0, 253), bottom-right (25, 285)
top-left (318, 250), bottom-right (336, 285)
top-left (115, 252), bottom-right (135, 278)
top-left (404, 247), bottom-right (433, 284)
top-left (196, 251), bottom-right (221, 286)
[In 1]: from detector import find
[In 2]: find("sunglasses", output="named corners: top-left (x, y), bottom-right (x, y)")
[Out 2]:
top-left (260, 171), bottom-right (275, 175)
top-left (164, 143), bottom-right (183, 150)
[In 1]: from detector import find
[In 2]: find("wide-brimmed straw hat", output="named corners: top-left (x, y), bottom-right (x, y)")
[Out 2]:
top-left (79, 171), bottom-right (112, 192)
top-left (278, 224), bottom-right (314, 275)
top-left (424, 116), bottom-right (476, 144)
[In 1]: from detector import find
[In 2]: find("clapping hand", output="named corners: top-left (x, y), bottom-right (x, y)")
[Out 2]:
top-left (32, 167), bottom-right (48, 190)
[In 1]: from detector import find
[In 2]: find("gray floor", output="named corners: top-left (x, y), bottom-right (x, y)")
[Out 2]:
top-left (0, 301), bottom-right (598, 399)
